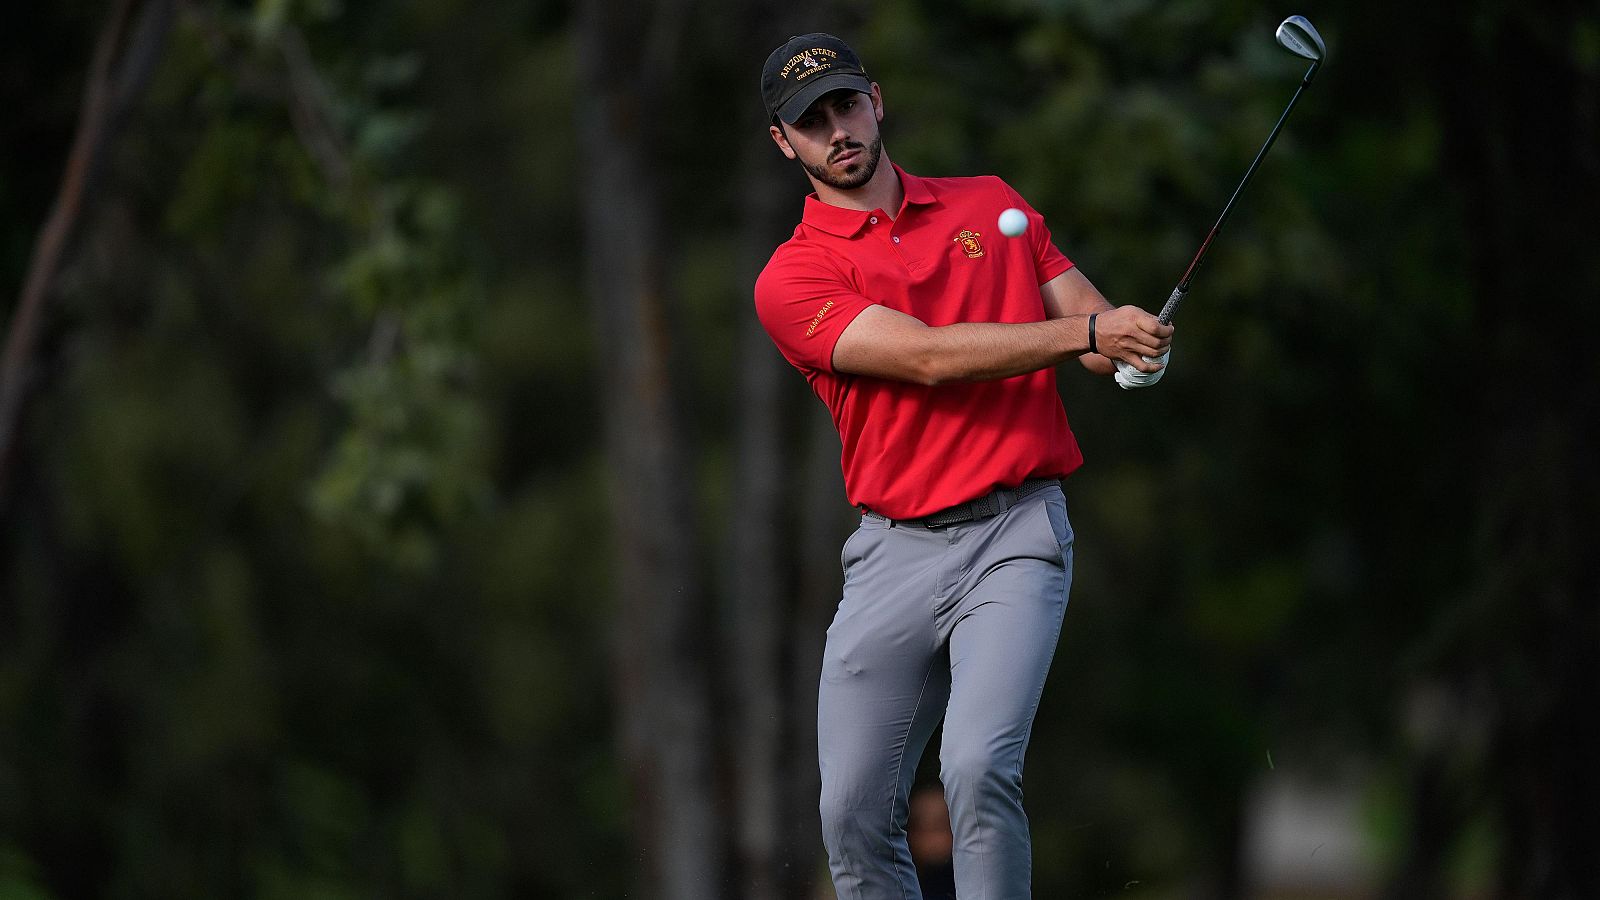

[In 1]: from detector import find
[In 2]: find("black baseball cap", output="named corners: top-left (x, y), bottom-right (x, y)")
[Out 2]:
top-left (761, 33), bottom-right (872, 124)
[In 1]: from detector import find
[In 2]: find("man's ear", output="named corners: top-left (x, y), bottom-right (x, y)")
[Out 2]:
top-left (769, 122), bottom-right (797, 160)
top-left (870, 83), bottom-right (884, 123)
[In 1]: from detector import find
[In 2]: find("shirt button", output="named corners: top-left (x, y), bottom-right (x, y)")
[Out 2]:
top-left (869, 216), bottom-right (878, 224)
top-left (892, 236), bottom-right (901, 244)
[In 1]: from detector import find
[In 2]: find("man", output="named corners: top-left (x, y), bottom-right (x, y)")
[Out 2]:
top-left (754, 33), bottom-right (1173, 898)
top-left (907, 780), bottom-right (958, 900)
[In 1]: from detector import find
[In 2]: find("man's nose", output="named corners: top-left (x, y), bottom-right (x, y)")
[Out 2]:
top-left (827, 112), bottom-right (851, 144)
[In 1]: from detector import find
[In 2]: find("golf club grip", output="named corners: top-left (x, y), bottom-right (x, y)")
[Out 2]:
top-left (1157, 284), bottom-right (1187, 326)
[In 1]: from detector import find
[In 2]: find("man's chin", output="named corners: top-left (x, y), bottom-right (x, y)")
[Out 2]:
top-left (818, 159), bottom-right (877, 190)
top-left (802, 139), bottom-right (883, 191)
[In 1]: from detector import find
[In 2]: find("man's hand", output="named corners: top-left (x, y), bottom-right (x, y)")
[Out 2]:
top-left (1094, 305), bottom-right (1173, 373)
top-left (1114, 348), bottom-right (1172, 390)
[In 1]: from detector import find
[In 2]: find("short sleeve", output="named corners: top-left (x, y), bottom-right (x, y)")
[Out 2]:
top-left (998, 179), bottom-right (1074, 286)
top-left (754, 246), bottom-right (876, 374)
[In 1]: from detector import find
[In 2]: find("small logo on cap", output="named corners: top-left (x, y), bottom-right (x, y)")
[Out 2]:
top-left (954, 230), bottom-right (985, 259)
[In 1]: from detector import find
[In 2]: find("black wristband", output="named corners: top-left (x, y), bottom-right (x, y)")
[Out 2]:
top-left (1087, 313), bottom-right (1098, 354)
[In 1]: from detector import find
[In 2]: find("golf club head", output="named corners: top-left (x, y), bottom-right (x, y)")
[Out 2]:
top-left (1276, 15), bottom-right (1325, 62)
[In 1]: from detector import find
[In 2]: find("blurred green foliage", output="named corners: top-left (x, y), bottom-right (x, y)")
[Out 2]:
top-left (2, 0), bottom-right (1595, 897)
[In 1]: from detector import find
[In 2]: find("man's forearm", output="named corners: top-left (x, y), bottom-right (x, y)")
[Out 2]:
top-left (1037, 267), bottom-right (1118, 376)
top-left (830, 301), bottom-right (1170, 384)
top-left (914, 316), bottom-right (1093, 384)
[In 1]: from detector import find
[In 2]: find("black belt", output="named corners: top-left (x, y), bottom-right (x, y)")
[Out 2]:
top-left (862, 478), bottom-right (1059, 528)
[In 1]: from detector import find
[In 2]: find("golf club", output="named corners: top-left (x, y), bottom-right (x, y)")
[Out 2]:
top-left (1156, 14), bottom-right (1326, 326)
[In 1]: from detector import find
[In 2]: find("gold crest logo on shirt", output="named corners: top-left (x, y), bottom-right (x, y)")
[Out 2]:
top-left (954, 230), bottom-right (984, 259)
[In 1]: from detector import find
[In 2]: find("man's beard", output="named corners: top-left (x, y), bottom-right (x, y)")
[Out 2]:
top-left (802, 135), bottom-right (883, 189)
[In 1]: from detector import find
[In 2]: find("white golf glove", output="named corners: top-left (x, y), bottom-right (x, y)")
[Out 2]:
top-left (1114, 348), bottom-right (1171, 390)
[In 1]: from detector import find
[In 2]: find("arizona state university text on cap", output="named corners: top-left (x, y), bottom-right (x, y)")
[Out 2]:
top-left (760, 33), bottom-right (872, 124)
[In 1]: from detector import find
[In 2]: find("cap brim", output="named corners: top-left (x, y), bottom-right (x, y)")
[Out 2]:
top-left (775, 72), bottom-right (872, 123)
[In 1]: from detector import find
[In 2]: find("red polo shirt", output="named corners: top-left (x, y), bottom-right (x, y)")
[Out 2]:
top-left (754, 165), bottom-right (1084, 519)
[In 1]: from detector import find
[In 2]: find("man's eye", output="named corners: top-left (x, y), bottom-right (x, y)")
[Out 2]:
top-left (838, 99), bottom-right (856, 111)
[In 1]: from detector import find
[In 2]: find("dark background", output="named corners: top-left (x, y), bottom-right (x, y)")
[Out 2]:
top-left (2, 1), bottom-right (1595, 897)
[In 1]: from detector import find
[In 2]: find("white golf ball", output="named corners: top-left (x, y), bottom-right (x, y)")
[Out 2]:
top-left (998, 207), bottom-right (1028, 238)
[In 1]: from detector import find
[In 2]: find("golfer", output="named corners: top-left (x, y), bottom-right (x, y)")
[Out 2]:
top-left (754, 33), bottom-right (1173, 898)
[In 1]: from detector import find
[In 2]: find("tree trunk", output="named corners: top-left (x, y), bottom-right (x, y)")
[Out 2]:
top-left (0, 0), bottom-right (174, 509)
top-left (725, 8), bottom-right (851, 898)
top-left (727, 108), bottom-right (861, 900)
top-left (1426, 4), bottom-right (1599, 896)
top-left (574, 3), bottom-right (723, 896)
top-left (724, 99), bottom-right (795, 900)
top-left (789, 403), bottom-right (856, 896)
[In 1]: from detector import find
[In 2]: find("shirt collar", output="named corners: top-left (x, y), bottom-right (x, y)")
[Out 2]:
top-left (800, 163), bottom-right (940, 237)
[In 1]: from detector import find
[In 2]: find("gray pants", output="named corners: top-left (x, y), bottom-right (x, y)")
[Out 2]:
top-left (819, 485), bottom-right (1074, 899)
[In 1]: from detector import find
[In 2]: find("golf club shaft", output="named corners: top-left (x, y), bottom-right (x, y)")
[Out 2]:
top-left (1158, 61), bottom-right (1319, 326)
